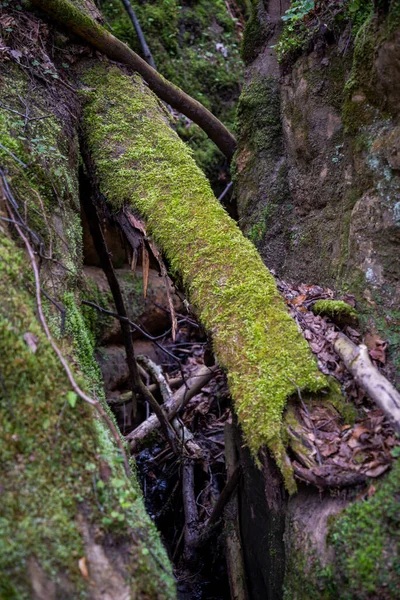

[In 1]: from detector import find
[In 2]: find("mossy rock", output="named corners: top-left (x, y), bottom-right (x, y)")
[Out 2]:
top-left (312, 299), bottom-right (358, 326)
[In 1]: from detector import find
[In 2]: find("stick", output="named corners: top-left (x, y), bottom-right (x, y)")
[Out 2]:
top-left (30, 0), bottom-right (237, 160)
top-left (332, 332), bottom-right (400, 433)
top-left (182, 460), bottom-right (199, 563)
top-left (119, 0), bottom-right (157, 69)
top-left (206, 463), bottom-right (241, 528)
top-left (81, 192), bottom-right (140, 417)
top-left (136, 355), bottom-right (203, 458)
top-left (125, 364), bottom-right (217, 449)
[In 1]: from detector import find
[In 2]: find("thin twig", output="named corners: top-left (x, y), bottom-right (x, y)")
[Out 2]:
top-left (81, 193), bottom-right (141, 417)
top-left (82, 299), bottom-right (184, 368)
top-left (0, 142), bottom-right (27, 168)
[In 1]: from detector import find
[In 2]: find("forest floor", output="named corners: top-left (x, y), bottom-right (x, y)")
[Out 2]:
top-left (102, 262), bottom-right (399, 599)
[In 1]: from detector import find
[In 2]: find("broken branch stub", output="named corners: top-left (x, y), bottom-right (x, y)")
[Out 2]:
top-left (332, 332), bottom-right (400, 433)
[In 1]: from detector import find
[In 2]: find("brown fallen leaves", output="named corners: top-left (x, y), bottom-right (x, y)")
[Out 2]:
top-left (276, 275), bottom-right (399, 488)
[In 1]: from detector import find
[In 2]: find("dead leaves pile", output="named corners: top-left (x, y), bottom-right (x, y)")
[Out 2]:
top-left (276, 276), bottom-right (399, 489)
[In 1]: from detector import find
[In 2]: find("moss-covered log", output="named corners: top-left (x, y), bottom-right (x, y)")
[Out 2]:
top-left (0, 58), bottom-right (175, 600)
top-left (30, 0), bottom-right (237, 161)
top-left (81, 62), bottom-right (328, 488)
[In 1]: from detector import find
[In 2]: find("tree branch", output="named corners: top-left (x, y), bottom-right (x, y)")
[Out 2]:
top-left (30, 0), bottom-right (237, 160)
top-left (332, 332), bottom-right (400, 433)
top-left (126, 364), bottom-right (217, 450)
top-left (119, 0), bottom-right (156, 69)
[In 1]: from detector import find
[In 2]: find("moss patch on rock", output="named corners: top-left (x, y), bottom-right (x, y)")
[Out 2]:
top-left (312, 299), bottom-right (358, 326)
top-left (329, 458), bottom-right (400, 599)
top-left (81, 62), bottom-right (328, 488)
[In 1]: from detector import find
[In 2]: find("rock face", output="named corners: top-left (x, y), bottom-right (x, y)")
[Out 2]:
top-left (84, 265), bottom-right (183, 344)
top-left (234, 4), bottom-right (400, 600)
top-left (235, 4), bottom-right (400, 378)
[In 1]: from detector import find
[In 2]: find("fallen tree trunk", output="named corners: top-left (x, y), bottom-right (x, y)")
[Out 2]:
top-left (80, 62), bottom-right (328, 489)
top-left (30, 0), bottom-right (237, 161)
top-left (332, 332), bottom-right (400, 433)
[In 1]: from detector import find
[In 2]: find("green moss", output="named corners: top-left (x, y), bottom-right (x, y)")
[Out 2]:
top-left (247, 202), bottom-right (277, 244)
top-left (328, 459), bottom-right (400, 599)
top-left (235, 75), bottom-right (282, 158)
top-left (0, 231), bottom-right (175, 600)
top-left (240, 0), bottom-right (271, 64)
top-left (0, 64), bottom-right (82, 284)
top-left (82, 63), bottom-right (328, 488)
top-left (342, 15), bottom-right (379, 133)
top-left (284, 455), bottom-right (400, 600)
top-left (64, 291), bottom-right (104, 395)
top-left (99, 0), bottom-right (242, 191)
top-left (0, 57), bottom-right (174, 599)
top-left (312, 299), bottom-right (358, 325)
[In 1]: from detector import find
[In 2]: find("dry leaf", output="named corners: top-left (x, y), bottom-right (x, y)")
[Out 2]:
top-left (78, 556), bottom-right (89, 579)
top-left (364, 463), bottom-right (390, 478)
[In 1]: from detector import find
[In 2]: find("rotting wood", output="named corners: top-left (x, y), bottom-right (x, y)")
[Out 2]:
top-left (332, 332), bottom-right (400, 433)
top-left (223, 421), bottom-right (249, 600)
top-left (30, 0), bottom-right (237, 161)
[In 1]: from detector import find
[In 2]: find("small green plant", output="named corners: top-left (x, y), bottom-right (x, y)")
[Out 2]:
top-left (275, 0), bottom-right (315, 62)
top-left (281, 0), bottom-right (315, 24)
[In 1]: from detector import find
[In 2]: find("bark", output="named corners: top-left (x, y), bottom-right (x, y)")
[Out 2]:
top-left (30, 0), bottom-right (237, 161)
top-left (223, 422), bottom-right (249, 600)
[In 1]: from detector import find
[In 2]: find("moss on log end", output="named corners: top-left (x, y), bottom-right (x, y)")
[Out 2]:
top-left (81, 63), bottom-right (328, 486)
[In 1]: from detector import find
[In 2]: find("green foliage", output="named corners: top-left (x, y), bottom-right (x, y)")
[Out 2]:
top-left (281, 0), bottom-right (314, 24)
top-left (275, 0), bottom-right (374, 63)
top-left (247, 203), bottom-right (277, 244)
